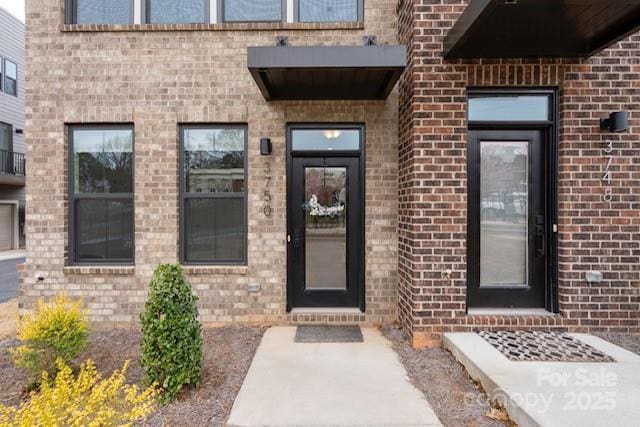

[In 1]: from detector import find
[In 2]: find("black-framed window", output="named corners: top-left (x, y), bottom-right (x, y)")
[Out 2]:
top-left (69, 125), bottom-right (134, 264)
top-left (222, 0), bottom-right (283, 22)
top-left (468, 93), bottom-right (552, 123)
top-left (0, 122), bottom-right (14, 175)
top-left (0, 122), bottom-right (12, 151)
top-left (66, 0), bottom-right (134, 24)
top-left (180, 125), bottom-right (247, 264)
top-left (0, 56), bottom-right (3, 92)
top-left (297, 0), bottom-right (362, 23)
top-left (3, 59), bottom-right (17, 97)
top-left (147, 0), bottom-right (208, 23)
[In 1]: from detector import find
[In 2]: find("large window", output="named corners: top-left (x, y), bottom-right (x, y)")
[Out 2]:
top-left (147, 0), bottom-right (207, 23)
top-left (66, 0), bottom-right (133, 24)
top-left (180, 125), bottom-right (246, 264)
top-left (297, 0), bottom-right (361, 22)
top-left (0, 122), bottom-right (14, 175)
top-left (3, 59), bottom-right (17, 96)
top-left (223, 0), bottom-right (282, 22)
top-left (69, 126), bottom-right (134, 264)
top-left (0, 122), bottom-right (12, 151)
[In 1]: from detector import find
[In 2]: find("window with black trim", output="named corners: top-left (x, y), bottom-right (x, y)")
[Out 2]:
top-left (0, 56), bottom-right (3, 92)
top-left (297, 0), bottom-right (362, 22)
top-left (0, 122), bottom-right (12, 151)
top-left (66, 0), bottom-right (134, 24)
top-left (69, 125), bottom-right (134, 264)
top-left (147, 0), bottom-right (208, 23)
top-left (223, 0), bottom-right (282, 22)
top-left (3, 59), bottom-right (17, 96)
top-left (180, 125), bottom-right (247, 264)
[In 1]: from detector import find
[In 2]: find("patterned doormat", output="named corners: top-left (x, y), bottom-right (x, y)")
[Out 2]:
top-left (295, 325), bottom-right (363, 343)
top-left (478, 330), bottom-right (615, 362)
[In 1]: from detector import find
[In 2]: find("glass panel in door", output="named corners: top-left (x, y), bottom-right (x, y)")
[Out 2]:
top-left (480, 141), bottom-right (528, 287)
top-left (303, 167), bottom-right (347, 290)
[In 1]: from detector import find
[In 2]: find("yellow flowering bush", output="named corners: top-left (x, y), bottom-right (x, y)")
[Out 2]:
top-left (0, 359), bottom-right (158, 427)
top-left (9, 294), bottom-right (89, 382)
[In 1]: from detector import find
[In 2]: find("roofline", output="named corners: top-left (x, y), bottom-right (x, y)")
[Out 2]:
top-left (0, 5), bottom-right (26, 28)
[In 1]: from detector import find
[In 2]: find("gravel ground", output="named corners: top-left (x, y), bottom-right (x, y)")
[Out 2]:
top-left (0, 338), bottom-right (28, 407)
top-left (0, 326), bottom-right (265, 426)
top-left (0, 299), bottom-right (17, 340)
top-left (382, 326), bottom-right (509, 427)
top-left (595, 332), bottom-right (640, 356)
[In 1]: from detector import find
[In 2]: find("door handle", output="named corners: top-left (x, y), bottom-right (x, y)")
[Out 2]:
top-left (291, 232), bottom-right (302, 252)
top-left (535, 215), bottom-right (545, 257)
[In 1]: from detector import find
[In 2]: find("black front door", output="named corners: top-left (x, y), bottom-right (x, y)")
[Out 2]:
top-left (288, 156), bottom-right (362, 308)
top-left (467, 129), bottom-right (547, 308)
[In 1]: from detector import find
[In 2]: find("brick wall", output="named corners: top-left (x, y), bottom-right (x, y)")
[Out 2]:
top-left (399, 0), bottom-right (639, 347)
top-left (21, 0), bottom-right (399, 326)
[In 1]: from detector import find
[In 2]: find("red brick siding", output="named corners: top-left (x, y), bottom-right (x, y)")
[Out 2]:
top-left (399, 0), bottom-right (640, 346)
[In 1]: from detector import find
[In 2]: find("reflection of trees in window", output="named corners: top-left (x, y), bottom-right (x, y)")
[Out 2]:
top-left (70, 127), bottom-right (134, 263)
top-left (181, 126), bottom-right (246, 263)
top-left (305, 168), bottom-right (345, 206)
top-left (184, 128), bottom-right (244, 193)
top-left (76, 134), bottom-right (132, 194)
top-left (480, 143), bottom-right (527, 222)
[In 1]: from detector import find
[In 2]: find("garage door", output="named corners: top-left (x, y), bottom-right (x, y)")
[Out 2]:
top-left (0, 204), bottom-right (14, 250)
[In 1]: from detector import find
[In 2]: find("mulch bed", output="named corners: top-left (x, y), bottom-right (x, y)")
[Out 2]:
top-left (382, 326), bottom-right (508, 427)
top-left (0, 326), bottom-right (265, 426)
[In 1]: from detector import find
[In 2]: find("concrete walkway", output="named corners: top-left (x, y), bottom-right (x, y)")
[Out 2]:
top-left (445, 333), bottom-right (640, 427)
top-left (228, 326), bottom-right (442, 427)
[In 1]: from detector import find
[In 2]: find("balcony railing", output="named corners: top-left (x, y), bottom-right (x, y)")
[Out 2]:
top-left (0, 149), bottom-right (26, 176)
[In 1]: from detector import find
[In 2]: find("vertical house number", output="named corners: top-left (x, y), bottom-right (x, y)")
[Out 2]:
top-left (263, 161), bottom-right (272, 217)
top-left (602, 140), bottom-right (613, 202)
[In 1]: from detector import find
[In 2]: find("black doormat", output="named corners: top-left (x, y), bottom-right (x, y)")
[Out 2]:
top-left (295, 325), bottom-right (363, 343)
top-left (478, 330), bottom-right (616, 362)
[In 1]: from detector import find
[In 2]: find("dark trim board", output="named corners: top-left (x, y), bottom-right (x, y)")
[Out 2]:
top-left (286, 124), bottom-right (366, 312)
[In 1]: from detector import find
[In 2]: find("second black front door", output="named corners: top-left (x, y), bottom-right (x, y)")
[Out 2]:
top-left (288, 156), bottom-right (362, 308)
top-left (467, 129), bottom-right (548, 308)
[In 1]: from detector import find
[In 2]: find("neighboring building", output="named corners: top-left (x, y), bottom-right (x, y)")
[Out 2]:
top-left (0, 6), bottom-right (25, 250)
top-left (22, 0), bottom-right (638, 344)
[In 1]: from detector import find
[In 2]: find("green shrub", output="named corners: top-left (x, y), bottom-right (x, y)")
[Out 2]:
top-left (9, 294), bottom-right (89, 383)
top-left (140, 264), bottom-right (203, 403)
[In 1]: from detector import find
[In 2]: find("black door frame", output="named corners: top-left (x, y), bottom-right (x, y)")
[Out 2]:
top-left (286, 123), bottom-right (366, 312)
top-left (466, 88), bottom-right (559, 313)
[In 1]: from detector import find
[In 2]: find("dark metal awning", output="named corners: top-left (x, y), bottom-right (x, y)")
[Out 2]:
top-left (247, 45), bottom-right (406, 101)
top-left (444, 0), bottom-right (640, 58)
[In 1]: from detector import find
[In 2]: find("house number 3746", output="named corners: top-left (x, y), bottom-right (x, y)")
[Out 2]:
top-left (602, 140), bottom-right (614, 202)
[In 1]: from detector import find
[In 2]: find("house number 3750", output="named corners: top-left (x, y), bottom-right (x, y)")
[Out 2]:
top-left (602, 140), bottom-right (614, 202)
top-left (263, 161), bottom-right (272, 217)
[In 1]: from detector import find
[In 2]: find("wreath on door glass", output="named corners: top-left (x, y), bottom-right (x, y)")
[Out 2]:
top-left (302, 194), bottom-right (345, 217)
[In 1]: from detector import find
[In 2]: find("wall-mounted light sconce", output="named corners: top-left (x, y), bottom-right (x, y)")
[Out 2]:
top-left (15, 128), bottom-right (24, 134)
top-left (260, 138), bottom-right (272, 155)
top-left (600, 111), bottom-right (629, 133)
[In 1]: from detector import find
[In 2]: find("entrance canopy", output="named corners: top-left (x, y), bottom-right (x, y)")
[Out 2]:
top-left (247, 45), bottom-right (406, 101)
top-left (444, 0), bottom-right (640, 58)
